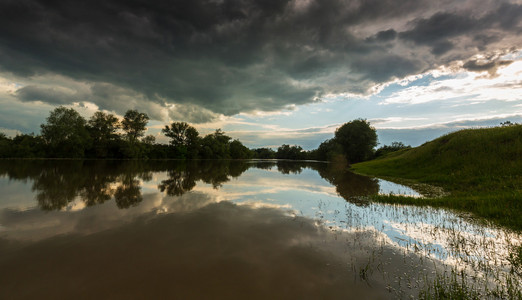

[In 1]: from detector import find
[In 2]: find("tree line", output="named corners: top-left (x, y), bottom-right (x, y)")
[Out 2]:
top-left (0, 106), bottom-right (409, 163)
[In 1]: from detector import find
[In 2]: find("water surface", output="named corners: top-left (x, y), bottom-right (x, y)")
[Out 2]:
top-left (0, 160), bottom-right (520, 298)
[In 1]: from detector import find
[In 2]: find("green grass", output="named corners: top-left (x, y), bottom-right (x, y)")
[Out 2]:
top-left (352, 125), bottom-right (522, 230)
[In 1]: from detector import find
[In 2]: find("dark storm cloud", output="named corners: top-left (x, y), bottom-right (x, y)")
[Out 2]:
top-left (1, 0), bottom-right (521, 119)
top-left (399, 3), bottom-right (522, 55)
top-left (351, 54), bottom-right (422, 82)
top-left (15, 85), bottom-right (79, 105)
top-left (366, 29), bottom-right (397, 43)
top-left (473, 34), bottom-right (502, 51)
top-left (463, 59), bottom-right (513, 76)
top-left (169, 103), bottom-right (219, 123)
top-left (399, 12), bottom-right (476, 46)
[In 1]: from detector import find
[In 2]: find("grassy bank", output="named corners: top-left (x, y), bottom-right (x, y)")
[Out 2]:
top-left (351, 125), bottom-right (522, 230)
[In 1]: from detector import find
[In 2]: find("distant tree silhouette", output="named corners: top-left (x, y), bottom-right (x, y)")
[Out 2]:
top-left (122, 109), bottom-right (149, 143)
top-left (334, 119), bottom-right (377, 164)
top-left (276, 144), bottom-right (305, 160)
top-left (200, 129), bottom-right (232, 159)
top-left (229, 140), bottom-right (252, 159)
top-left (253, 148), bottom-right (276, 159)
top-left (40, 106), bottom-right (91, 158)
top-left (142, 135), bottom-right (156, 145)
top-left (162, 122), bottom-right (199, 147)
top-left (313, 138), bottom-right (343, 162)
top-left (87, 111), bottom-right (120, 157)
top-left (374, 141), bottom-right (410, 158)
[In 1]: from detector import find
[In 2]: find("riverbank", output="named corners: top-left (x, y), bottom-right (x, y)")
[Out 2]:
top-left (351, 125), bottom-right (522, 231)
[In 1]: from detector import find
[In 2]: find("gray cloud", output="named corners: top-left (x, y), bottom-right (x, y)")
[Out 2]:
top-left (366, 29), bottom-right (397, 43)
top-left (1, 0), bottom-right (521, 120)
top-left (399, 12), bottom-right (476, 49)
top-left (13, 81), bottom-right (166, 120)
top-left (15, 85), bottom-right (80, 105)
top-left (399, 3), bottom-right (522, 56)
top-left (169, 103), bottom-right (220, 123)
top-left (462, 59), bottom-right (513, 77)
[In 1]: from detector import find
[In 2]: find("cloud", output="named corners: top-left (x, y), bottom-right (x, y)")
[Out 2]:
top-left (399, 12), bottom-right (475, 54)
top-left (0, 127), bottom-right (21, 137)
top-left (377, 114), bottom-right (522, 146)
top-left (462, 59), bottom-right (513, 77)
top-left (15, 85), bottom-right (80, 105)
top-left (225, 124), bottom-right (339, 149)
top-left (365, 29), bottom-right (397, 43)
top-left (10, 77), bottom-right (167, 120)
top-left (381, 59), bottom-right (522, 105)
top-left (398, 3), bottom-right (522, 56)
top-left (168, 103), bottom-right (220, 123)
top-left (0, 0), bottom-right (521, 120)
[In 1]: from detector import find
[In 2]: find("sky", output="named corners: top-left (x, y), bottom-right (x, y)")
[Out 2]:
top-left (0, 0), bottom-right (521, 149)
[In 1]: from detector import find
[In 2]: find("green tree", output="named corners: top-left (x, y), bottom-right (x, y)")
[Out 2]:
top-left (121, 110), bottom-right (149, 143)
top-left (40, 106), bottom-right (91, 158)
top-left (229, 139), bottom-right (253, 159)
top-left (0, 133), bottom-right (11, 157)
top-left (334, 119), bottom-right (377, 164)
top-left (162, 122), bottom-right (201, 158)
top-left (162, 122), bottom-right (199, 147)
top-left (88, 111), bottom-right (119, 141)
top-left (276, 144), bottom-right (305, 160)
top-left (200, 129), bottom-right (231, 159)
top-left (142, 135), bottom-right (156, 145)
top-left (11, 134), bottom-right (45, 158)
top-left (314, 138), bottom-right (343, 162)
top-left (253, 147), bottom-right (276, 159)
top-left (87, 111), bottom-right (120, 157)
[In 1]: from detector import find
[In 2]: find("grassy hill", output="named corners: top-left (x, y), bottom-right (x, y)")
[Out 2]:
top-left (352, 125), bottom-right (522, 230)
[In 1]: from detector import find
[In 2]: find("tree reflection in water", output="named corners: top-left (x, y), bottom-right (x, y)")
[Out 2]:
top-left (316, 164), bottom-right (380, 205)
top-left (276, 161), bottom-right (304, 174)
top-left (158, 165), bottom-right (197, 196)
top-left (114, 175), bottom-right (143, 209)
top-left (0, 159), bottom-right (383, 210)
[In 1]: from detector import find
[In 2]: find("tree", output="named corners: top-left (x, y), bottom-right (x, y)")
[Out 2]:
top-left (500, 121), bottom-right (518, 126)
top-left (87, 111), bottom-right (120, 157)
top-left (334, 119), bottom-right (377, 164)
top-left (40, 106), bottom-right (91, 157)
top-left (142, 135), bottom-right (156, 145)
top-left (10, 134), bottom-right (45, 158)
top-left (230, 139), bottom-right (253, 159)
top-left (200, 129), bottom-right (231, 159)
top-left (314, 138), bottom-right (343, 162)
top-left (0, 133), bottom-right (11, 157)
top-left (162, 122), bottom-right (201, 158)
top-left (162, 122), bottom-right (199, 147)
top-left (88, 111), bottom-right (119, 142)
top-left (253, 147), bottom-right (276, 159)
top-left (121, 110), bottom-right (149, 143)
top-left (276, 144), bottom-right (305, 160)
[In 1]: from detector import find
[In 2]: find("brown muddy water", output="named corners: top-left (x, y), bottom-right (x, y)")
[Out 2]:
top-left (0, 160), bottom-right (520, 299)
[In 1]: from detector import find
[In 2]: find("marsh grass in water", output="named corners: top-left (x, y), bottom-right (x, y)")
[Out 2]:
top-left (418, 270), bottom-right (481, 300)
top-left (351, 125), bottom-right (522, 299)
top-left (352, 125), bottom-right (522, 230)
top-left (508, 244), bottom-right (522, 276)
